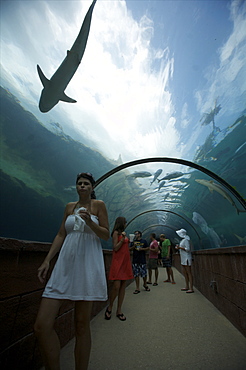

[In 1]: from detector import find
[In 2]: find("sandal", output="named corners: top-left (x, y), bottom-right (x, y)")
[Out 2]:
top-left (186, 290), bottom-right (194, 294)
top-left (116, 313), bottom-right (126, 321)
top-left (133, 290), bottom-right (140, 294)
top-left (104, 307), bottom-right (112, 320)
top-left (143, 285), bottom-right (150, 291)
top-left (181, 288), bottom-right (189, 291)
top-left (153, 283), bottom-right (158, 286)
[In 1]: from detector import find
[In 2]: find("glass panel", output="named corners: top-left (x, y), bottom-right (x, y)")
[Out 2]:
top-left (1, 0), bottom-right (245, 248)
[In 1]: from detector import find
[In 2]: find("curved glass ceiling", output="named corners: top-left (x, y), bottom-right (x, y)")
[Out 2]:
top-left (0, 0), bottom-right (245, 248)
top-left (95, 158), bottom-right (246, 250)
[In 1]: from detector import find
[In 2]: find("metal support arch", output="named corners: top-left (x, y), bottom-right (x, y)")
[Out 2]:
top-left (95, 157), bottom-right (246, 210)
top-left (141, 224), bottom-right (178, 235)
top-left (126, 209), bottom-right (202, 245)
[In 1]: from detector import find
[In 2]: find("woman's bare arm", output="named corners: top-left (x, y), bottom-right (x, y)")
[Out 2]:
top-left (37, 204), bottom-right (69, 283)
top-left (113, 230), bottom-right (125, 252)
top-left (80, 200), bottom-right (110, 240)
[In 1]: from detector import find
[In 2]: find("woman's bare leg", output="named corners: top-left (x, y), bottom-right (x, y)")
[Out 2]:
top-left (116, 280), bottom-right (126, 315)
top-left (108, 280), bottom-right (120, 311)
top-left (135, 276), bottom-right (140, 290)
top-left (182, 265), bottom-right (189, 289)
top-left (168, 267), bottom-right (175, 283)
top-left (147, 269), bottom-right (152, 283)
top-left (74, 301), bottom-right (93, 370)
top-left (154, 268), bottom-right (159, 284)
top-left (142, 276), bottom-right (147, 287)
top-left (186, 265), bottom-right (194, 290)
top-left (34, 298), bottom-right (63, 370)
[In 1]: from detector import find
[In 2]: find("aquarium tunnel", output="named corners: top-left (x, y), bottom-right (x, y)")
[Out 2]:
top-left (95, 157), bottom-right (246, 250)
top-left (0, 0), bottom-right (245, 248)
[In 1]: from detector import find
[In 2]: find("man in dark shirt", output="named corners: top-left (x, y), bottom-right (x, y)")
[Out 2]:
top-left (130, 231), bottom-right (150, 293)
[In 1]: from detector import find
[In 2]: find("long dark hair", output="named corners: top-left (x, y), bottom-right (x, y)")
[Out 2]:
top-left (111, 217), bottom-right (126, 237)
top-left (76, 172), bottom-right (96, 199)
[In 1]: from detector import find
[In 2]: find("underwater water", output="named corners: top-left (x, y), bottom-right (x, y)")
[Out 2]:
top-left (0, 0), bottom-right (245, 249)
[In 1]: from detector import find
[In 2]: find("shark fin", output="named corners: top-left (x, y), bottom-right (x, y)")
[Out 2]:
top-left (60, 92), bottom-right (77, 103)
top-left (37, 65), bottom-right (50, 87)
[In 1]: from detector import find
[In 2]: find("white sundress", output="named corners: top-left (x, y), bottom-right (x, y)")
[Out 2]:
top-left (42, 214), bottom-right (107, 301)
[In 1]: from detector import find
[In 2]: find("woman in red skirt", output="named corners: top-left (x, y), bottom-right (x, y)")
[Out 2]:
top-left (105, 217), bottom-right (134, 321)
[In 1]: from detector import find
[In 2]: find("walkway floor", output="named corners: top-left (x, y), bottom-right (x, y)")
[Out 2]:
top-left (44, 267), bottom-right (246, 370)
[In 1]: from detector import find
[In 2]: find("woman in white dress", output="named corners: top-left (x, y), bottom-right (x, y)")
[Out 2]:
top-left (34, 172), bottom-right (109, 370)
top-left (175, 228), bottom-right (194, 293)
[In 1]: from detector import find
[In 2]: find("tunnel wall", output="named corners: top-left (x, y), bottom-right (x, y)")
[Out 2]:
top-left (1, 238), bottom-right (245, 369)
top-left (0, 237), bottom-right (125, 370)
top-left (172, 246), bottom-right (246, 337)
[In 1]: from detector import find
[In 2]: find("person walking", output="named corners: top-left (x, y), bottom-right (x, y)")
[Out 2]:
top-left (160, 234), bottom-right (175, 284)
top-left (130, 231), bottom-right (150, 293)
top-left (34, 172), bottom-right (109, 370)
top-left (175, 228), bottom-right (194, 293)
top-left (105, 217), bottom-right (134, 321)
top-left (147, 233), bottom-right (159, 286)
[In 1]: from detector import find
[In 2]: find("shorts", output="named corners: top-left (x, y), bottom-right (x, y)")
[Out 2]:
top-left (132, 263), bottom-right (147, 278)
top-left (181, 259), bottom-right (192, 266)
top-left (147, 258), bottom-right (158, 270)
top-left (162, 257), bottom-right (172, 268)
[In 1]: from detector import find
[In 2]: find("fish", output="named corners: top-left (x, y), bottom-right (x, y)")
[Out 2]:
top-left (234, 234), bottom-right (246, 244)
top-left (162, 192), bottom-right (169, 201)
top-left (158, 180), bottom-right (166, 191)
top-left (192, 212), bottom-right (208, 234)
top-left (207, 227), bottom-right (221, 248)
top-left (126, 171), bottom-right (152, 179)
top-left (195, 179), bottom-right (245, 215)
top-left (158, 171), bottom-right (184, 181)
top-left (150, 169), bottom-right (162, 185)
top-left (37, 0), bottom-right (97, 112)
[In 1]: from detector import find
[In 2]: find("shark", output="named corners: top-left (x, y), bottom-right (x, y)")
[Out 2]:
top-left (126, 171), bottom-right (152, 179)
top-left (195, 179), bottom-right (246, 215)
top-left (37, 0), bottom-right (97, 112)
top-left (192, 211), bottom-right (209, 234)
top-left (158, 180), bottom-right (166, 191)
top-left (207, 227), bottom-right (221, 248)
top-left (158, 171), bottom-right (184, 182)
top-left (234, 234), bottom-right (246, 244)
top-left (150, 169), bottom-right (162, 185)
top-left (162, 192), bottom-right (169, 201)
